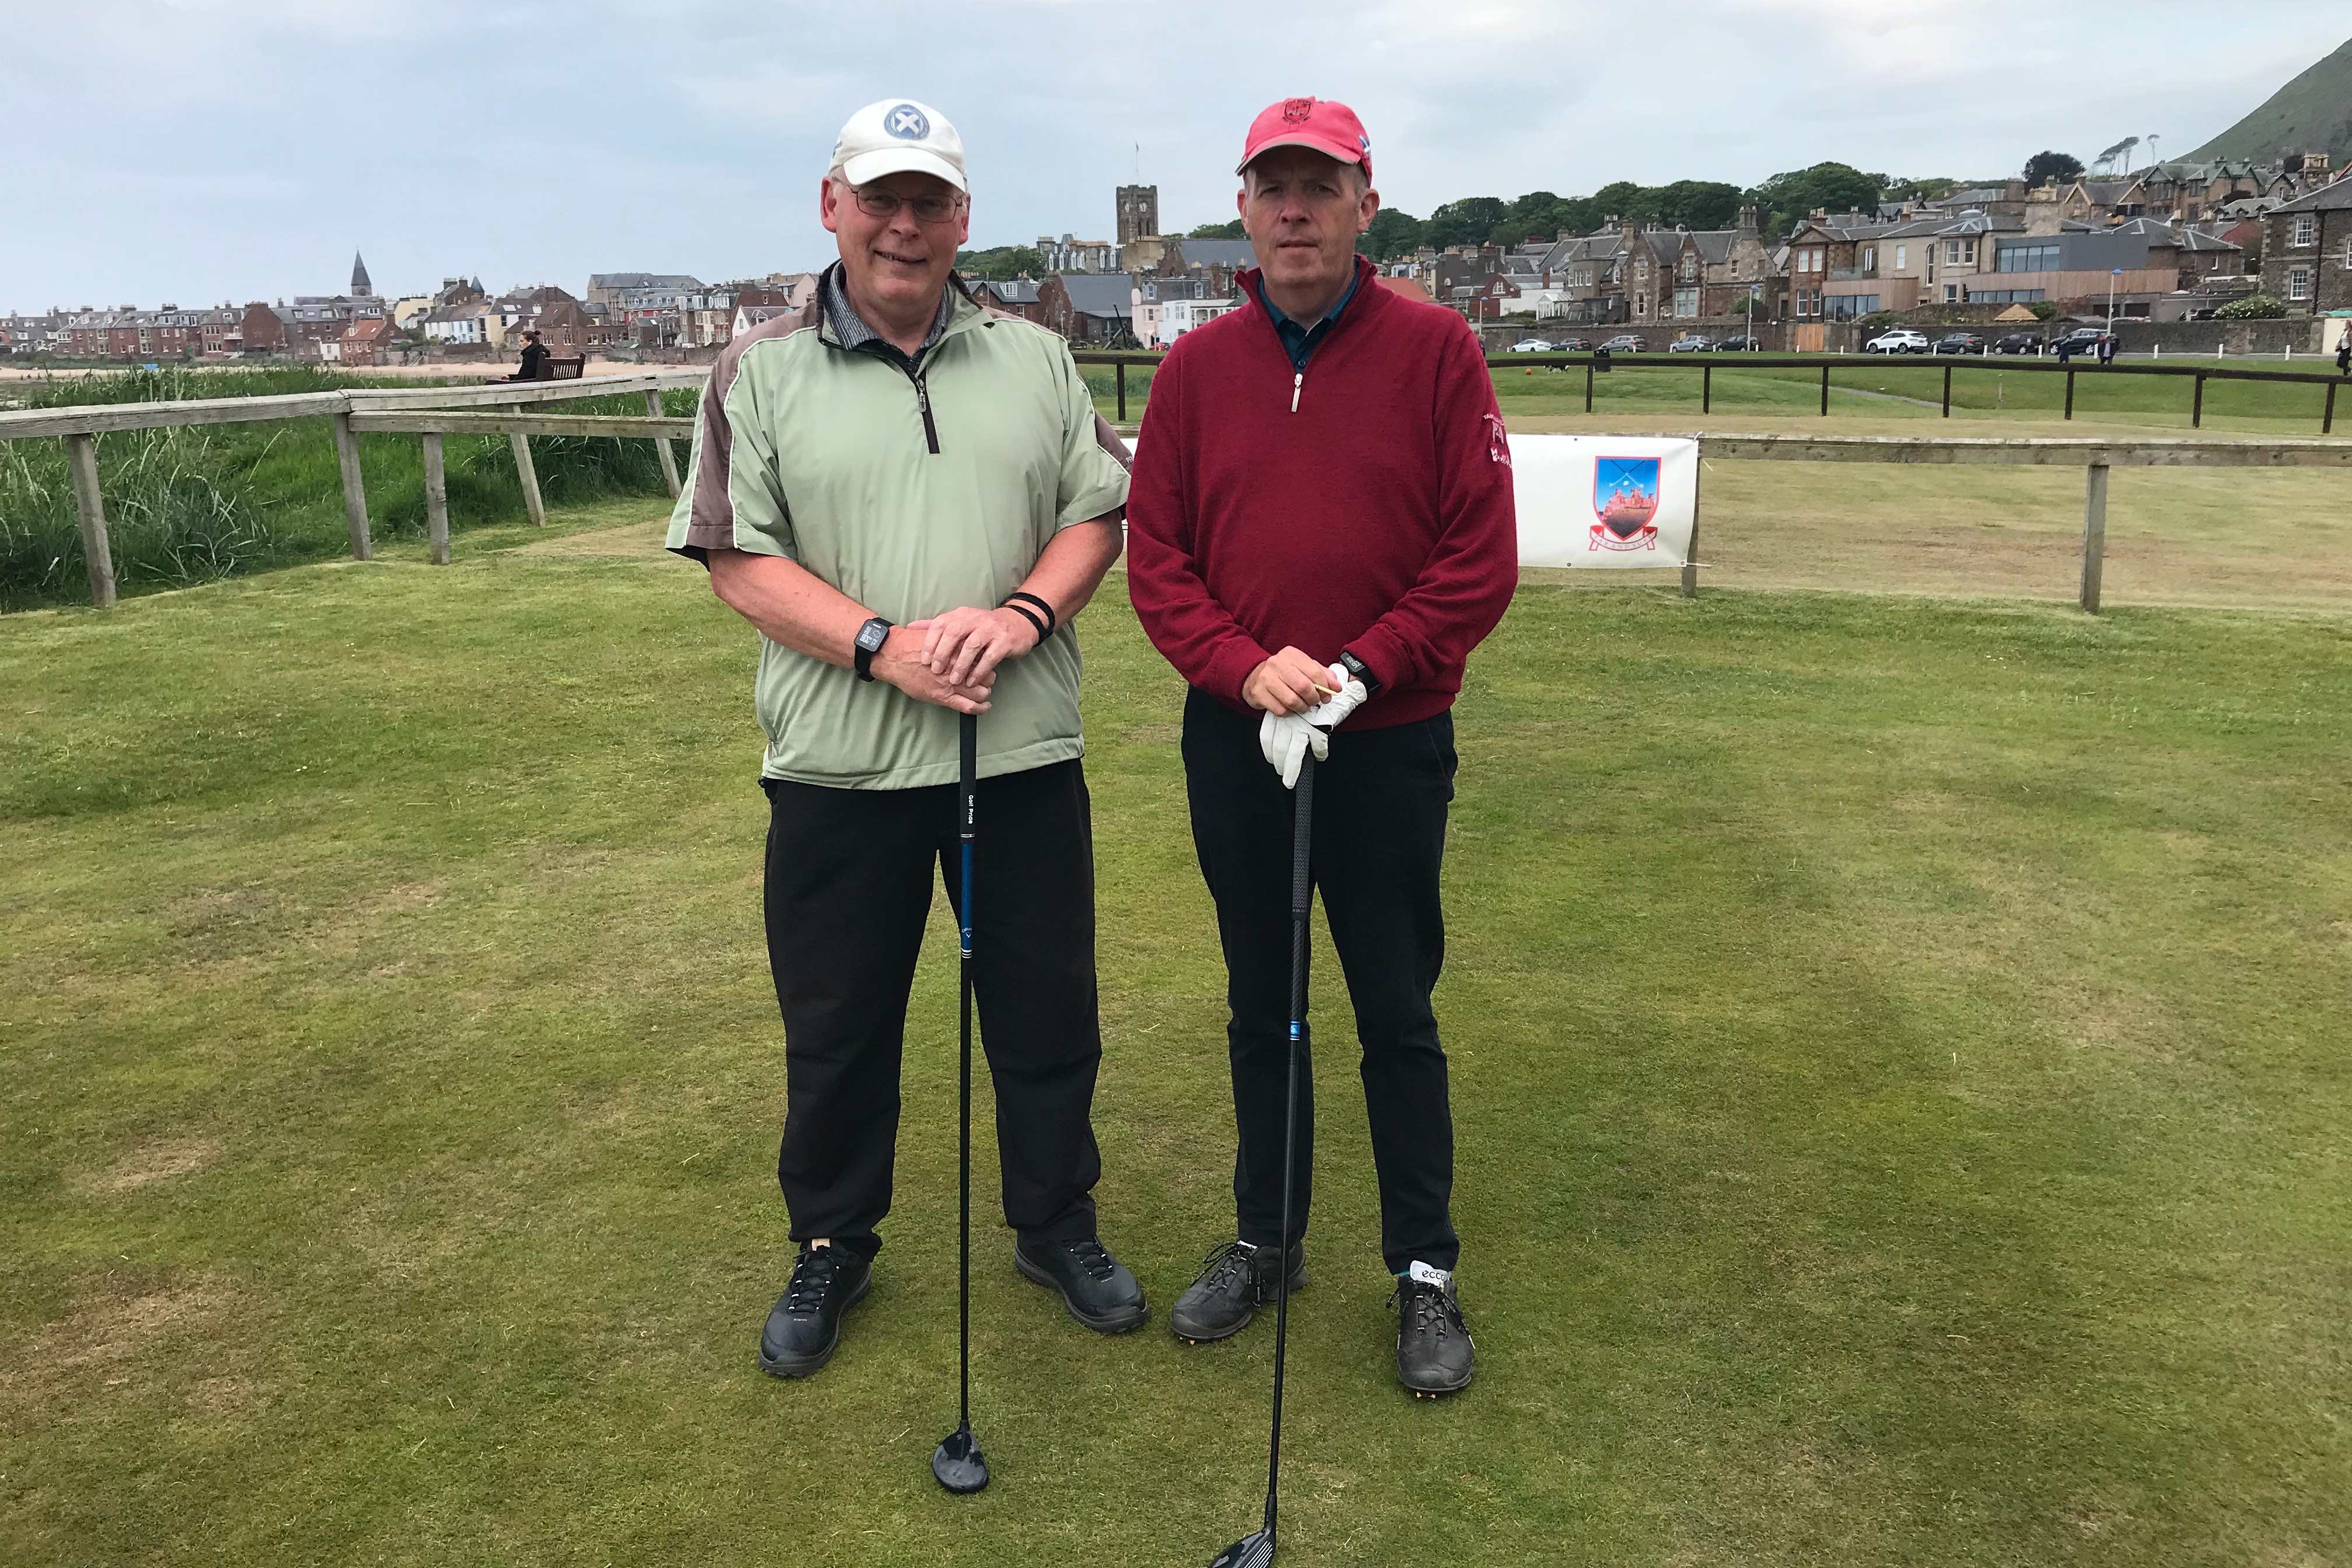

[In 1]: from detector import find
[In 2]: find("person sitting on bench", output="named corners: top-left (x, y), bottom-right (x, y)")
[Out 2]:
top-left (502, 329), bottom-right (550, 382)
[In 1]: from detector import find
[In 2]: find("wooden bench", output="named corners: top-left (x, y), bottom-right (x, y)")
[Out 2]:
top-left (536, 355), bottom-right (586, 381)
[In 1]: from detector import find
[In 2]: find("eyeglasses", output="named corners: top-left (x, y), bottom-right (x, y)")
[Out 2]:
top-left (850, 186), bottom-right (965, 225)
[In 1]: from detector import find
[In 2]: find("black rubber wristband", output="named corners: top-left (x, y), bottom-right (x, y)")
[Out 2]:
top-left (1004, 602), bottom-right (1049, 650)
top-left (1003, 590), bottom-right (1058, 634)
top-left (1337, 649), bottom-right (1380, 695)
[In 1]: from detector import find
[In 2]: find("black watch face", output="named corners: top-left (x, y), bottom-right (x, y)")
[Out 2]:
top-left (857, 620), bottom-right (888, 654)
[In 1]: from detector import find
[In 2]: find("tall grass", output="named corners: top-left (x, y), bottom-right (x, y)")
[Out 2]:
top-left (0, 369), bottom-right (698, 611)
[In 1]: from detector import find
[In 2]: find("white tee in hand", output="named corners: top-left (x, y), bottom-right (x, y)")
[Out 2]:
top-left (1258, 665), bottom-right (1368, 789)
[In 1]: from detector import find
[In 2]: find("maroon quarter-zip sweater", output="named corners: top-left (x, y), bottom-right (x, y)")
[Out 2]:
top-left (1125, 258), bottom-right (1518, 730)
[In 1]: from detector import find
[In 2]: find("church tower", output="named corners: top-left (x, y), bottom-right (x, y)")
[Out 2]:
top-left (351, 251), bottom-right (373, 297)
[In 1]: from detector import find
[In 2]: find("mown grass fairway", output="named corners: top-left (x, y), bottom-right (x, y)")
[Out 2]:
top-left (4, 514), bottom-right (2350, 1566)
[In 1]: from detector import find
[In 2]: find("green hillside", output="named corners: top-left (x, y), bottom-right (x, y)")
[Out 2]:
top-left (2188, 34), bottom-right (2352, 163)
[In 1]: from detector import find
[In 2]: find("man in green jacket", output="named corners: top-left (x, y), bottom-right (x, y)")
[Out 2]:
top-left (667, 98), bottom-right (1143, 1378)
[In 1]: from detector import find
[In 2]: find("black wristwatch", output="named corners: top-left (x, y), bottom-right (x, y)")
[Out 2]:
top-left (853, 617), bottom-right (892, 681)
top-left (1337, 649), bottom-right (1380, 696)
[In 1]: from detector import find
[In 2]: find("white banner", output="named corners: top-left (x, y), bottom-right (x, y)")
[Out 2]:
top-left (1507, 434), bottom-right (1699, 568)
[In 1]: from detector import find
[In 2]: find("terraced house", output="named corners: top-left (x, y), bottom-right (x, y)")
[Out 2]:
top-left (2264, 180), bottom-right (2352, 315)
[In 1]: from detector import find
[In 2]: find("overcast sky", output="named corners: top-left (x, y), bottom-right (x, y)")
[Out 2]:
top-left (5, 1), bottom-right (2342, 310)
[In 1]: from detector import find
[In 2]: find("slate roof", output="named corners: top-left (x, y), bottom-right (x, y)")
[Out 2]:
top-left (1167, 238), bottom-right (1258, 269)
top-left (2272, 180), bottom-right (2352, 214)
top-left (1054, 272), bottom-right (1137, 318)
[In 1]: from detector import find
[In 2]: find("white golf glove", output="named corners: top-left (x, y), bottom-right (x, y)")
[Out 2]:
top-left (1258, 665), bottom-right (1369, 789)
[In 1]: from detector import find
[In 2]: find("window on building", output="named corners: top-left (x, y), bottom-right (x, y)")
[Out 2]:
top-left (2288, 269), bottom-right (2311, 300)
top-left (2291, 214), bottom-right (2315, 246)
top-left (1674, 288), bottom-right (1698, 317)
top-left (1997, 243), bottom-right (2060, 273)
top-left (1824, 295), bottom-right (1880, 320)
top-left (1895, 245), bottom-right (1908, 271)
top-left (1945, 239), bottom-right (1978, 265)
top-left (1859, 246), bottom-right (1876, 273)
top-left (1943, 283), bottom-right (1960, 303)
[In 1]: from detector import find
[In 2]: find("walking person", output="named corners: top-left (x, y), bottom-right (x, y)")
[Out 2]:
top-left (2098, 332), bottom-right (2116, 366)
top-left (2334, 334), bottom-right (2348, 377)
top-left (1125, 96), bottom-right (1519, 1395)
top-left (667, 97), bottom-right (1145, 1379)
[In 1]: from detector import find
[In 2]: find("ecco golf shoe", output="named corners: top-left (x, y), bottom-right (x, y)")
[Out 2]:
top-left (1170, 1238), bottom-right (1308, 1343)
top-left (1014, 1236), bottom-right (1150, 1334)
top-left (1392, 1262), bottom-right (1474, 1396)
top-left (759, 1244), bottom-right (872, 1379)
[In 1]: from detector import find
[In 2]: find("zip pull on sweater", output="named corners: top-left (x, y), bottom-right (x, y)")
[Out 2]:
top-left (1290, 370), bottom-right (1302, 414)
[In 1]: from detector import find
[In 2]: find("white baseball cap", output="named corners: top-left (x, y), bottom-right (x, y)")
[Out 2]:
top-left (830, 99), bottom-right (967, 193)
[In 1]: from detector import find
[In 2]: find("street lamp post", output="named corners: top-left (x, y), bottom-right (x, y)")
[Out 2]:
top-left (2108, 268), bottom-right (2122, 334)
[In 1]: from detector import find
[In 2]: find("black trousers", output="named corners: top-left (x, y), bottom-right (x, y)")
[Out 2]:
top-left (761, 760), bottom-right (1102, 1257)
top-left (1181, 688), bottom-right (1461, 1274)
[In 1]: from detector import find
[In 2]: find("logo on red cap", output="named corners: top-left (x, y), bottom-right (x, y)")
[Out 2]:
top-left (1282, 98), bottom-right (1314, 124)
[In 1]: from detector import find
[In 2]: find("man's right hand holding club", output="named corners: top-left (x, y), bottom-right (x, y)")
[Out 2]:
top-left (1250, 647), bottom-right (1367, 790)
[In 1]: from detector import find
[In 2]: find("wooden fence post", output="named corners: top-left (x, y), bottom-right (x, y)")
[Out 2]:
top-left (1584, 359), bottom-right (1594, 413)
top-left (1819, 363), bottom-right (1829, 416)
top-left (331, 411), bottom-right (373, 559)
top-left (645, 389), bottom-right (680, 498)
top-left (2064, 368), bottom-right (2076, 421)
top-left (2323, 380), bottom-right (2336, 436)
top-left (65, 432), bottom-right (117, 608)
top-left (510, 432), bottom-right (546, 527)
top-left (1702, 362), bottom-right (1712, 415)
top-left (2192, 372), bottom-right (2205, 428)
top-left (1115, 362), bottom-right (1128, 422)
top-left (1941, 362), bottom-right (1952, 417)
top-left (421, 433), bottom-right (452, 565)
top-left (1682, 451), bottom-right (1703, 600)
top-left (2079, 462), bottom-right (2109, 614)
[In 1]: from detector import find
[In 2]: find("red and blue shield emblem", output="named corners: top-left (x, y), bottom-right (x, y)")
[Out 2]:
top-left (1590, 456), bottom-right (1661, 551)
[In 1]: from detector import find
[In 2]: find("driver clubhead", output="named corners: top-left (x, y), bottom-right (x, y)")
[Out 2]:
top-left (932, 1426), bottom-right (989, 1494)
top-left (1208, 1528), bottom-right (1274, 1568)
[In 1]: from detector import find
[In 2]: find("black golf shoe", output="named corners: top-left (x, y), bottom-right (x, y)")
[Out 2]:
top-left (758, 1244), bottom-right (872, 1379)
top-left (1014, 1236), bottom-right (1149, 1334)
top-left (1392, 1264), bottom-right (1474, 1396)
top-left (1169, 1238), bottom-right (1307, 1343)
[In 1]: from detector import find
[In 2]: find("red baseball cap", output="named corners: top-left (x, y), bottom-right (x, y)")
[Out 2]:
top-left (1237, 96), bottom-right (1372, 184)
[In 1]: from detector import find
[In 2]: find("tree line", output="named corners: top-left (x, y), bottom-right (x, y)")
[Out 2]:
top-left (954, 153), bottom-right (2101, 280)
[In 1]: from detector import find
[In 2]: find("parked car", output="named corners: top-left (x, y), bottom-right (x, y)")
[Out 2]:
top-left (1600, 334), bottom-right (1647, 352)
top-left (1554, 337), bottom-right (1594, 351)
top-left (1933, 333), bottom-right (1987, 355)
top-left (1865, 329), bottom-right (1931, 354)
top-left (1508, 338), bottom-right (1554, 352)
top-left (2050, 327), bottom-right (2116, 362)
top-left (1992, 331), bottom-right (2045, 355)
top-left (1716, 335), bottom-right (1762, 351)
top-left (1668, 335), bottom-right (1714, 353)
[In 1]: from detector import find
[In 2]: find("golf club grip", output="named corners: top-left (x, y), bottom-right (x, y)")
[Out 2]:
top-left (1289, 757), bottom-right (1313, 1016)
top-left (958, 713), bottom-right (977, 950)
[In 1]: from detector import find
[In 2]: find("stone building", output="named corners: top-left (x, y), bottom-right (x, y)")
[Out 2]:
top-left (1116, 185), bottom-right (1158, 247)
top-left (2264, 180), bottom-right (2352, 316)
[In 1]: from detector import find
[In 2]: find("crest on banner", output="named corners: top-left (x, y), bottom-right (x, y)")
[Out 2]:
top-left (1590, 456), bottom-right (1661, 551)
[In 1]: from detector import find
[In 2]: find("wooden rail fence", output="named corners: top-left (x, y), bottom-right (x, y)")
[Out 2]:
top-left (1073, 350), bottom-right (2350, 432)
top-left (0, 370), bottom-right (706, 603)
top-left (7, 370), bottom-right (2348, 617)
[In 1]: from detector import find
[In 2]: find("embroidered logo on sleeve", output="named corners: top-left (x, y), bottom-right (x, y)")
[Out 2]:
top-left (1483, 412), bottom-right (1513, 468)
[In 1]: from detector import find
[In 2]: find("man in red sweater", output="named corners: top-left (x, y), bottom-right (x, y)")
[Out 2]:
top-left (1126, 96), bottom-right (1518, 1395)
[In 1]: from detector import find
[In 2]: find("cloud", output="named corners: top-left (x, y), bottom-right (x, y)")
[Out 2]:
top-left (1, 1), bottom-right (2343, 308)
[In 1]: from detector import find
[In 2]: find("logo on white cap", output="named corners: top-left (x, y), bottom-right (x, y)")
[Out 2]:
top-left (884, 103), bottom-right (930, 141)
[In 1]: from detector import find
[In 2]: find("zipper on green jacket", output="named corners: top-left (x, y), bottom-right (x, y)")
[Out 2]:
top-left (914, 373), bottom-right (939, 453)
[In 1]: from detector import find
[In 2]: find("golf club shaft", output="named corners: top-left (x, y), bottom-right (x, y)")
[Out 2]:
top-left (959, 711), bottom-right (977, 1433)
top-left (1265, 752), bottom-right (1315, 1534)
